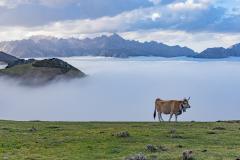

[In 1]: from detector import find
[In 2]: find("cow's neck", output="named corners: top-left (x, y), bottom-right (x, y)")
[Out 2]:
top-left (180, 103), bottom-right (184, 110)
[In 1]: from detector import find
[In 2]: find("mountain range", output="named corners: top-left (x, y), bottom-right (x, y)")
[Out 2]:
top-left (0, 34), bottom-right (239, 59)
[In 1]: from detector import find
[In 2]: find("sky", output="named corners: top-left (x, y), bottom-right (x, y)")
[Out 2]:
top-left (0, 0), bottom-right (240, 52)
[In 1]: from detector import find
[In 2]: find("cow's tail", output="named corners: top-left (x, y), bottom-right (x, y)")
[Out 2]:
top-left (153, 107), bottom-right (156, 120)
top-left (153, 98), bottom-right (160, 119)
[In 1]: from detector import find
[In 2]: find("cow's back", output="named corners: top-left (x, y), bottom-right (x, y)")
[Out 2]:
top-left (155, 99), bottom-right (181, 114)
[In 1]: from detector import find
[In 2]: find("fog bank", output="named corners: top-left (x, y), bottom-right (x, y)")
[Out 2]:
top-left (1, 57), bottom-right (240, 121)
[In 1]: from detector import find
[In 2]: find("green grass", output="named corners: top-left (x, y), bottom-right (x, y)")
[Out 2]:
top-left (0, 121), bottom-right (240, 160)
top-left (0, 64), bottom-right (33, 76)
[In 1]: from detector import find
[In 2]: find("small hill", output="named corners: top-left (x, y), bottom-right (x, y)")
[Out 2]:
top-left (193, 47), bottom-right (228, 58)
top-left (0, 58), bottom-right (85, 85)
top-left (0, 51), bottom-right (19, 64)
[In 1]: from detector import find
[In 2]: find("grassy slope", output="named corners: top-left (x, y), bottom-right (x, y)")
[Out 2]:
top-left (0, 63), bottom-right (84, 79)
top-left (0, 64), bottom-right (33, 76)
top-left (0, 121), bottom-right (240, 160)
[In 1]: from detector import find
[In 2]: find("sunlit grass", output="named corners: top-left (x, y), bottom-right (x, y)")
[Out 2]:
top-left (0, 121), bottom-right (240, 159)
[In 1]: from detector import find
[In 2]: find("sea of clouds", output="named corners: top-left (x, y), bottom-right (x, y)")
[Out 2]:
top-left (1, 57), bottom-right (240, 121)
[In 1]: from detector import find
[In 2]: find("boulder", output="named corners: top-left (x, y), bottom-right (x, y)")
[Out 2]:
top-left (182, 150), bottom-right (193, 160)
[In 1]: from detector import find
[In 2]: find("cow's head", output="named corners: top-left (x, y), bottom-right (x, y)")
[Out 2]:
top-left (182, 97), bottom-right (191, 112)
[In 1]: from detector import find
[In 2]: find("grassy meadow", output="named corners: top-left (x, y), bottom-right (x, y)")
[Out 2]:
top-left (0, 120), bottom-right (240, 160)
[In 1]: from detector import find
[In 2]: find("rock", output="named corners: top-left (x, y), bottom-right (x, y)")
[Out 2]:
top-left (32, 58), bottom-right (78, 73)
top-left (146, 144), bottom-right (157, 152)
top-left (170, 128), bottom-right (176, 134)
top-left (125, 153), bottom-right (147, 160)
top-left (114, 131), bottom-right (130, 137)
top-left (157, 145), bottom-right (168, 151)
top-left (29, 126), bottom-right (37, 132)
top-left (182, 150), bottom-right (193, 160)
top-left (145, 144), bottom-right (167, 152)
top-left (7, 59), bottom-right (35, 68)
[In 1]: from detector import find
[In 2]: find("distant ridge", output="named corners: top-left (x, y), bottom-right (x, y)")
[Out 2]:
top-left (192, 44), bottom-right (240, 58)
top-left (0, 34), bottom-right (196, 58)
top-left (0, 34), bottom-right (239, 59)
top-left (193, 47), bottom-right (228, 59)
top-left (0, 51), bottom-right (19, 64)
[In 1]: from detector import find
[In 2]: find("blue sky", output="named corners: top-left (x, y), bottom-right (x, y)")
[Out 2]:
top-left (0, 0), bottom-right (240, 52)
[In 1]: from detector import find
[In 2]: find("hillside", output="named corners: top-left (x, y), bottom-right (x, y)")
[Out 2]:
top-left (0, 51), bottom-right (19, 64)
top-left (0, 58), bottom-right (85, 85)
top-left (0, 121), bottom-right (239, 160)
top-left (0, 34), bottom-right (196, 58)
top-left (193, 47), bottom-right (228, 58)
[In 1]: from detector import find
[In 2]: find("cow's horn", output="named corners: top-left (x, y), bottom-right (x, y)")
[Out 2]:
top-left (188, 97), bottom-right (190, 100)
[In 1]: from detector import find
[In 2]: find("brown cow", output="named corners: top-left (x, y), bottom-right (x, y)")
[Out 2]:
top-left (153, 97), bottom-right (191, 122)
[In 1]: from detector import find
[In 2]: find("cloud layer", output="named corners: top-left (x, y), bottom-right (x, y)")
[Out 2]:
top-left (1, 57), bottom-right (240, 121)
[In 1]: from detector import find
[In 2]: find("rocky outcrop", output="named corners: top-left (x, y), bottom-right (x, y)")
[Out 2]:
top-left (7, 59), bottom-right (35, 68)
top-left (32, 58), bottom-right (79, 73)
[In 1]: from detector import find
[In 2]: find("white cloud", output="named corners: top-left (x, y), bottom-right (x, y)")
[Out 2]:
top-left (0, 0), bottom-right (75, 8)
top-left (168, 0), bottom-right (212, 11)
top-left (0, 6), bottom-right (163, 39)
top-left (38, 0), bottom-right (76, 7)
top-left (151, 12), bottom-right (161, 21)
top-left (121, 30), bottom-right (240, 52)
top-left (0, 1), bottom-right (238, 52)
top-left (149, 0), bottom-right (161, 5)
top-left (1, 22), bottom-right (240, 52)
top-left (0, 0), bottom-right (31, 8)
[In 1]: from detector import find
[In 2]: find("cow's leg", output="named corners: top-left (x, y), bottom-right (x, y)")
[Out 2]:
top-left (158, 112), bottom-right (163, 122)
top-left (175, 114), bottom-right (178, 122)
top-left (160, 113), bottom-right (164, 122)
top-left (160, 114), bottom-right (164, 121)
top-left (168, 114), bottom-right (173, 122)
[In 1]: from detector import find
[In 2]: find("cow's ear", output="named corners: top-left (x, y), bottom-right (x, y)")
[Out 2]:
top-left (188, 97), bottom-right (190, 101)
